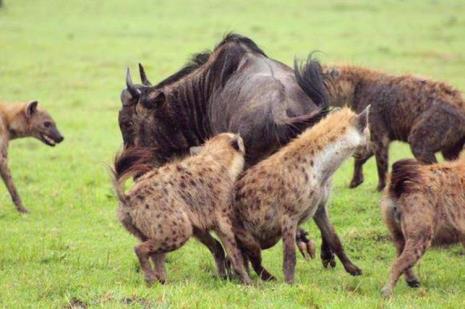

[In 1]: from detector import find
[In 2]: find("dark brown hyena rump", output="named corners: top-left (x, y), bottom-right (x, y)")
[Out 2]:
top-left (324, 65), bottom-right (465, 191)
top-left (381, 156), bottom-right (465, 297)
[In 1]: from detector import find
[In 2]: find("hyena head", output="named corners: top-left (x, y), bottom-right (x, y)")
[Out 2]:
top-left (25, 101), bottom-right (64, 147)
top-left (190, 133), bottom-right (245, 179)
top-left (322, 106), bottom-right (370, 156)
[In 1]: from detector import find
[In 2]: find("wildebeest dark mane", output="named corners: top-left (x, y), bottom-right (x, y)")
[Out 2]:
top-left (155, 51), bottom-right (211, 89)
top-left (135, 34), bottom-right (266, 165)
top-left (153, 33), bottom-right (266, 90)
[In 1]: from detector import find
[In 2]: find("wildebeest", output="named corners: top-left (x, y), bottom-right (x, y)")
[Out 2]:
top-left (0, 100), bottom-right (64, 213)
top-left (381, 156), bottom-right (465, 297)
top-left (323, 65), bottom-right (465, 191)
top-left (113, 133), bottom-right (251, 285)
top-left (118, 34), bottom-right (329, 261)
top-left (234, 107), bottom-right (369, 283)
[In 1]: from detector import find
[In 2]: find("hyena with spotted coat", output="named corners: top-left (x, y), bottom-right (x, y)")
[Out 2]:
top-left (112, 133), bottom-right (251, 285)
top-left (324, 65), bottom-right (465, 191)
top-left (381, 157), bottom-right (465, 297)
top-left (234, 107), bottom-right (369, 283)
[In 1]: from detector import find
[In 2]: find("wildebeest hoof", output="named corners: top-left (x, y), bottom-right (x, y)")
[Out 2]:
top-left (346, 264), bottom-right (362, 276)
top-left (381, 286), bottom-right (393, 298)
top-left (349, 177), bottom-right (363, 188)
top-left (297, 238), bottom-right (316, 260)
top-left (407, 278), bottom-right (420, 288)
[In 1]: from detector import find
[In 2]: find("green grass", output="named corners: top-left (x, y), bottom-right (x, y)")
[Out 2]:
top-left (1, 0), bottom-right (465, 307)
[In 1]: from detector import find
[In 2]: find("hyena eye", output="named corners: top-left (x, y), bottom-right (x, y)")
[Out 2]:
top-left (44, 121), bottom-right (52, 128)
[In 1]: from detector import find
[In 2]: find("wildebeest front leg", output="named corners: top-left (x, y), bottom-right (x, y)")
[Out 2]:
top-left (0, 154), bottom-right (28, 213)
top-left (282, 217), bottom-right (298, 284)
top-left (313, 205), bottom-right (362, 276)
top-left (193, 229), bottom-right (227, 279)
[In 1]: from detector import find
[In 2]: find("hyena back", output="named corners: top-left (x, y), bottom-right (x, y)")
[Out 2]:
top-left (324, 65), bottom-right (465, 191)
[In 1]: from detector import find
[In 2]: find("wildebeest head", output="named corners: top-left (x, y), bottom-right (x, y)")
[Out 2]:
top-left (119, 65), bottom-right (194, 165)
top-left (119, 64), bottom-right (152, 147)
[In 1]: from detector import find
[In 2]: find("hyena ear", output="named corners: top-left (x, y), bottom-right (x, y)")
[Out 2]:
top-left (230, 135), bottom-right (245, 153)
top-left (189, 146), bottom-right (203, 156)
top-left (357, 105), bottom-right (370, 131)
top-left (142, 89), bottom-right (165, 109)
top-left (329, 68), bottom-right (340, 79)
top-left (25, 100), bottom-right (39, 118)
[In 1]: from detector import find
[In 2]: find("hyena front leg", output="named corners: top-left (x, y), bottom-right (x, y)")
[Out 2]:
top-left (349, 145), bottom-right (374, 189)
top-left (282, 217), bottom-right (298, 284)
top-left (0, 153), bottom-right (28, 213)
top-left (193, 229), bottom-right (227, 279)
top-left (373, 134), bottom-right (391, 191)
top-left (314, 205), bottom-right (362, 276)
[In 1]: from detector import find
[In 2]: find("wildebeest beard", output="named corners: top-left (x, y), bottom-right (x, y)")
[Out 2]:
top-left (119, 33), bottom-right (330, 168)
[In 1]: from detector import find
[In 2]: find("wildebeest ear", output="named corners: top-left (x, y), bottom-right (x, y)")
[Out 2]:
top-left (189, 146), bottom-right (203, 156)
top-left (25, 100), bottom-right (39, 118)
top-left (357, 105), bottom-right (370, 131)
top-left (142, 90), bottom-right (165, 109)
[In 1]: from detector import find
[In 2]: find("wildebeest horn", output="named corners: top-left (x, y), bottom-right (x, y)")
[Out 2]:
top-left (126, 68), bottom-right (141, 98)
top-left (138, 63), bottom-right (152, 86)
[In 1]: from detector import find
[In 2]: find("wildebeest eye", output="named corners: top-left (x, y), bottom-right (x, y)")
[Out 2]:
top-left (44, 121), bottom-right (52, 128)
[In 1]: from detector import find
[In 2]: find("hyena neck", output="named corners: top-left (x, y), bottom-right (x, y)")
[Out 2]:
top-left (285, 128), bottom-right (361, 184)
top-left (1, 108), bottom-right (30, 140)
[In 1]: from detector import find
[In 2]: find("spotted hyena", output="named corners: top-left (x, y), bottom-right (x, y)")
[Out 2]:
top-left (324, 65), bottom-right (465, 191)
top-left (233, 107), bottom-right (369, 283)
top-left (381, 157), bottom-right (465, 297)
top-left (112, 133), bottom-right (251, 284)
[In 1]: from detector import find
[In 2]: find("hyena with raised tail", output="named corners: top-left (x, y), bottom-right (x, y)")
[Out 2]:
top-left (112, 133), bottom-right (251, 285)
top-left (381, 156), bottom-right (465, 297)
top-left (233, 107), bottom-right (369, 283)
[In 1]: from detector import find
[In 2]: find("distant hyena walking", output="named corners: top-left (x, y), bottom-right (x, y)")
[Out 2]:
top-left (234, 107), bottom-right (369, 283)
top-left (0, 100), bottom-right (64, 213)
top-left (112, 133), bottom-right (251, 284)
top-left (324, 65), bottom-right (465, 191)
top-left (381, 157), bottom-right (465, 297)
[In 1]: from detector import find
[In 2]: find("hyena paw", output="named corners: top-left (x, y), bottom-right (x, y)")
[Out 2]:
top-left (406, 278), bottom-right (420, 288)
top-left (349, 177), bottom-right (364, 188)
top-left (380, 286), bottom-right (393, 298)
top-left (321, 253), bottom-right (336, 268)
top-left (345, 264), bottom-right (362, 276)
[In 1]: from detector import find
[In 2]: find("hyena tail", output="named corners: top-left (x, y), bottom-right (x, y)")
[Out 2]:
top-left (112, 147), bottom-right (157, 206)
top-left (388, 159), bottom-right (423, 199)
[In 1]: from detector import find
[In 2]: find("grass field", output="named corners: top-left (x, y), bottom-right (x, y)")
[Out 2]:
top-left (1, 0), bottom-right (465, 307)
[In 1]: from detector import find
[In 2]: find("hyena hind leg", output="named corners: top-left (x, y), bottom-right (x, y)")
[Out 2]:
top-left (194, 229), bottom-right (227, 279)
top-left (381, 235), bottom-right (432, 298)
